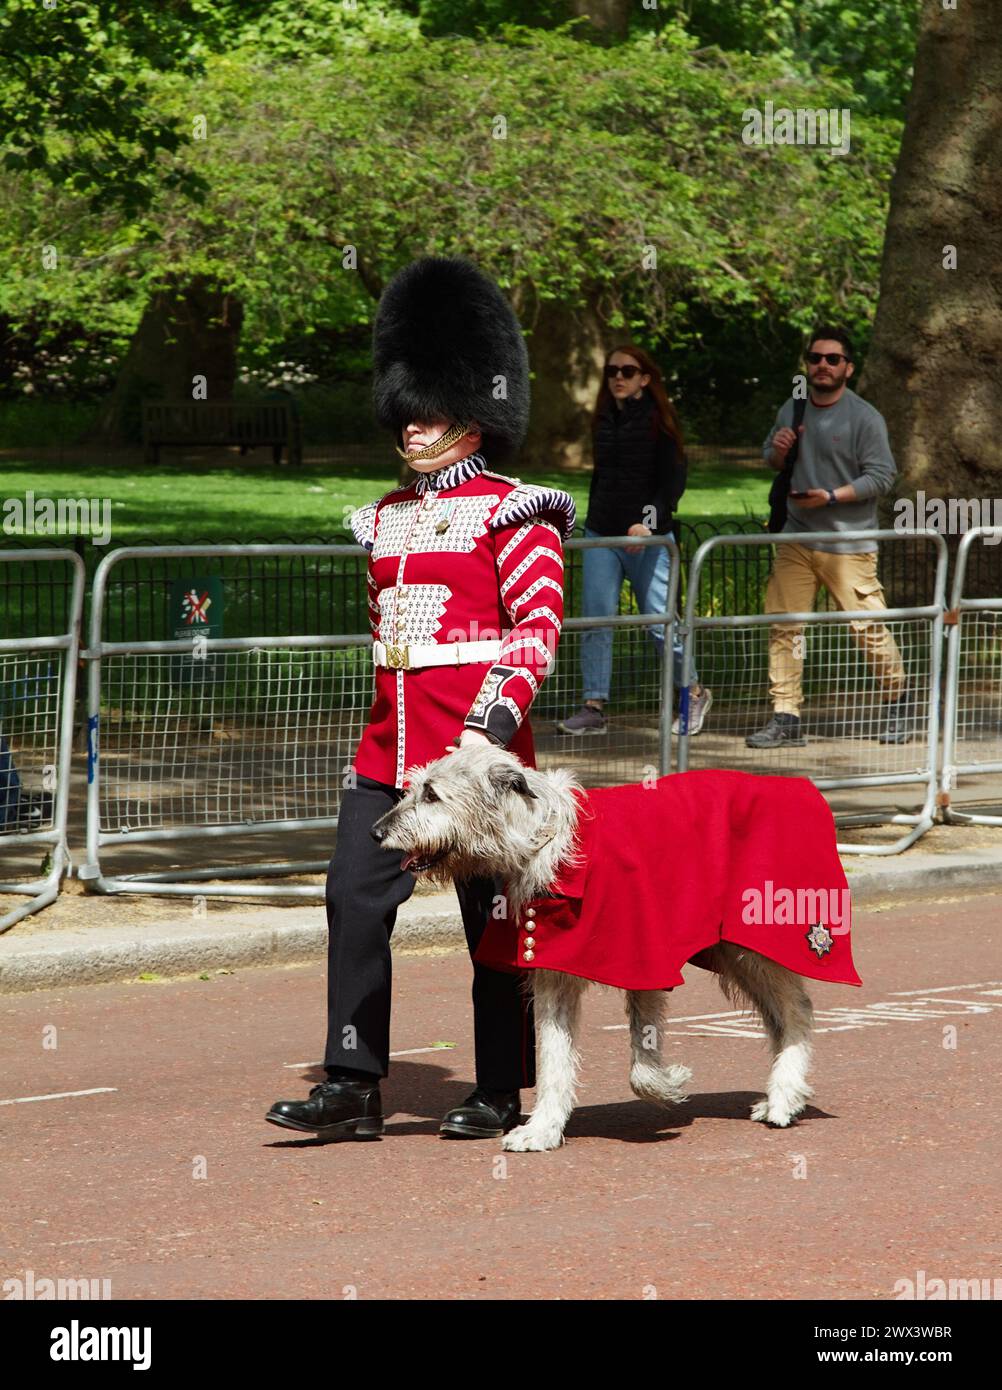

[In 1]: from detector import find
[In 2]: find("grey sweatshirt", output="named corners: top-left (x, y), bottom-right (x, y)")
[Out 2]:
top-left (762, 388), bottom-right (897, 553)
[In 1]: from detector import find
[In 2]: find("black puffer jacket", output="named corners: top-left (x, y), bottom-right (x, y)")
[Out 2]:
top-left (584, 389), bottom-right (687, 537)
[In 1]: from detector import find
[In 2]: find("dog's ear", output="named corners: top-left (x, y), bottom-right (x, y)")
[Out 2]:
top-left (489, 763), bottom-right (538, 799)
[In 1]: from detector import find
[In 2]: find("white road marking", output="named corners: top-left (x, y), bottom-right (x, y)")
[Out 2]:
top-left (601, 983), bottom-right (1002, 1039)
top-left (283, 1045), bottom-right (458, 1068)
top-left (389, 1045), bottom-right (457, 1057)
top-left (283, 984), bottom-right (1002, 1059)
top-left (0, 1088), bottom-right (117, 1106)
top-left (603, 1009), bottom-right (754, 1029)
top-left (54, 1231), bottom-right (195, 1248)
top-left (53, 1236), bottom-right (126, 1247)
top-left (889, 981), bottom-right (1002, 996)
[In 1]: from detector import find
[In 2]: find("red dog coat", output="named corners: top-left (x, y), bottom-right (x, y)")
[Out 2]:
top-left (475, 769), bottom-right (861, 991)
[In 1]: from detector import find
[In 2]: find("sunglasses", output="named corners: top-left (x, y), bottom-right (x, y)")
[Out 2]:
top-left (606, 364), bottom-right (641, 380)
top-left (807, 351), bottom-right (849, 366)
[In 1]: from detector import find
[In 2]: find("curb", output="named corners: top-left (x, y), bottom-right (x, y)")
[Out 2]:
top-left (0, 897), bottom-right (463, 994)
top-left (2, 853), bottom-right (1001, 994)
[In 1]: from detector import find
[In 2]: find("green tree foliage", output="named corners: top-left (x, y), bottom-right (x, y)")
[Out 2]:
top-left (412, 0), bottom-right (570, 37)
top-left (0, 6), bottom-right (910, 440)
top-left (0, 0), bottom-right (216, 212)
top-left (675, 0), bottom-right (920, 116)
top-left (400, 0), bottom-right (919, 116)
top-left (211, 0), bottom-right (421, 58)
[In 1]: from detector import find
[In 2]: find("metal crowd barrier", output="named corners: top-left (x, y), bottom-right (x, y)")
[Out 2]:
top-left (24, 524), bottom-right (996, 912)
top-left (536, 533), bottom-right (679, 785)
top-left (82, 545), bottom-right (366, 900)
top-left (80, 538), bottom-right (678, 901)
top-left (941, 526), bottom-right (1002, 824)
top-left (677, 530), bottom-right (949, 855)
top-left (1, 550), bottom-right (86, 932)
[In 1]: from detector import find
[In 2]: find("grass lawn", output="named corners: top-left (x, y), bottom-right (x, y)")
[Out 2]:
top-left (0, 447), bottom-right (770, 549)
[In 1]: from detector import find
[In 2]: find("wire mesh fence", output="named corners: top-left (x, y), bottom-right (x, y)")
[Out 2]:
top-left (82, 539), bottom-right (677, 899)
top-left (0, 550), bottom-right (85, 931)
top-left (677, 530), bottom-right (949, 854)
top-left (3, 515), bottom-right (1001, 917)
top-left (533, 534), bottom-right (678, 787)
top-left (84, 547), bottom-right (365, 897)
top-left (942, 527), bottom-right (1002, 824)
top-left (95, 647), bottom-right (368, 836)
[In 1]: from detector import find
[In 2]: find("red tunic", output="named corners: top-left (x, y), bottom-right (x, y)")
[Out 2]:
top-left (475, 769), bottom-right (861, 991)
top-left (349, 454), bottom-right (575, 789)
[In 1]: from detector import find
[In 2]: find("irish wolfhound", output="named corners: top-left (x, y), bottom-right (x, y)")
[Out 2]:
top-left (372, 743), bottom-right (842, 1152)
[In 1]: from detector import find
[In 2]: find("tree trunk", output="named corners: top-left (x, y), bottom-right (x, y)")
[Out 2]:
top-left (521, 297), bottom-right (606, 471)
top-left (99, 276), bottom-right (243, 444)
top-left (566, 0), bottom-right (632, 40)
top-left (861, 3), bottom-right (1002, 496)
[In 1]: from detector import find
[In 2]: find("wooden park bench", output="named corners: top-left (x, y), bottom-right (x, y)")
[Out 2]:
top-left (142, 400), bottom-right (303, 466)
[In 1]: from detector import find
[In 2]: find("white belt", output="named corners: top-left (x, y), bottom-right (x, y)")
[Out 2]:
top-left (373, 638), bottom-right (502, 670)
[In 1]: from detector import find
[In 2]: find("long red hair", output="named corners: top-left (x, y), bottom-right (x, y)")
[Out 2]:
top-left (591, 344), bottom-right (684, 451)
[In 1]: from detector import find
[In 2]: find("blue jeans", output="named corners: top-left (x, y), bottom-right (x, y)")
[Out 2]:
top-left (0, 733), bottom-right (22, 828)
top-left (580, 526), bottom-right (694, 702)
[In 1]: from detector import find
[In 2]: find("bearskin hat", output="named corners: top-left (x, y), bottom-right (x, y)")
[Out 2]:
top-left (372, 256), bottom-right (530, 462)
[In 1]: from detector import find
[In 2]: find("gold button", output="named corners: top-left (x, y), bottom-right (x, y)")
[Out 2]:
top-left (524, 936), bottom-right (535, 948)
top-left (523, 949), bottom-right (535, 962)
top-left (526, 907), bottom-right (536, 919)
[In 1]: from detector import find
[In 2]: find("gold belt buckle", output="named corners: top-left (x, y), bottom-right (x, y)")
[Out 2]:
top-left (385, 643), bottom-right (409, 669)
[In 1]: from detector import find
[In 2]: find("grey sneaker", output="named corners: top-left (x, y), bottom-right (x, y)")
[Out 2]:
top-left (556, 704), bottom-right (608, 736)
top-left (878, 692), bottom-right (912, 745)
top-left (745, 713), bottom-right (806, 749)
top-left (672, 686), bottom-right (713, 736)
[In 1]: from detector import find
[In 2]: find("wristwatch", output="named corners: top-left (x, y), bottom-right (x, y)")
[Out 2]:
top-left (826, 489), bottom-right (838, 506)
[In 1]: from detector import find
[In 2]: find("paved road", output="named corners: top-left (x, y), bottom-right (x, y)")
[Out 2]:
top-left (3, 888), bottom-right (1001, 1300)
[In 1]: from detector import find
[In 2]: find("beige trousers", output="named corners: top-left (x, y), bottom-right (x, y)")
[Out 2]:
top-left (764, 544), bottom-right (906, 716)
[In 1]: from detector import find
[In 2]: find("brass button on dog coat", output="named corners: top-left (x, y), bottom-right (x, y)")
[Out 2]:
top-left (475, 769), bottom-right (862, 993)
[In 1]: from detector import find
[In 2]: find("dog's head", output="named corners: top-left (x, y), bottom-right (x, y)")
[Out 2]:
top-left (371, 743), bottom-right (539, 884)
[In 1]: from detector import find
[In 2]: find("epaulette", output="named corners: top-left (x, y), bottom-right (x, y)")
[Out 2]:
top-left (489, 483), bottom-right (577, 541)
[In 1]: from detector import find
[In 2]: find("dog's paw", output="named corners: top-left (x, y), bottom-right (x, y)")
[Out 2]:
top-left (750, 1096), bottom-right (807, 1127)
top-left (630, 1062), bottom-right (692, 1107)
top-left (502, 1123), bottom-right (565, 1152)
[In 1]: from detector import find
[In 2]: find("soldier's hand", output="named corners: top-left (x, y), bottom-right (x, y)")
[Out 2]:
top-left (446, 728), bottom-right (493, 754)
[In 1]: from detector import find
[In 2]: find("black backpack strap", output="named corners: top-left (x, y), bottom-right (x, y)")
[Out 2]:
top-left (767, 395), bottom-right (808, 533)
top-left (786, 395), bottom-right (808, 474)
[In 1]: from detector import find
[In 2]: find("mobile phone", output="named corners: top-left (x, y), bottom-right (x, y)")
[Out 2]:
top-left (789, 490), bottom-right (810, 498)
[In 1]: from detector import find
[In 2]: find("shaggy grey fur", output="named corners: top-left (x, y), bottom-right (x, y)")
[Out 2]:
top-left (373, 745), bottom-right (817, 1151)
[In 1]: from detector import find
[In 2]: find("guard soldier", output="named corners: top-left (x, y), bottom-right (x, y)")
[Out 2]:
top-left (267, 256), bottom-right (575, 1140)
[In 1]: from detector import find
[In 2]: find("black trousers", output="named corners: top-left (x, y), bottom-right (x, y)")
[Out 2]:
top-left (323, 774), bottom-right (535, 1090)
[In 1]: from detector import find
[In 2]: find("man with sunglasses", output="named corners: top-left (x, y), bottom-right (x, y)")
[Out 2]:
top-left (746, 326), bottom-right (909, 749)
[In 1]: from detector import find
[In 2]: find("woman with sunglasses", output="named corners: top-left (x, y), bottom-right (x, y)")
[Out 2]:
top-left (557, 345), bottom-right (711, 737)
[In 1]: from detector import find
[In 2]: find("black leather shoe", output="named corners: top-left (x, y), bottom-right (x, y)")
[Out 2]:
top-left (265, 1079), bottom-right (383, 1139)
top-left (439, 1087), bottom-right (522, 1139)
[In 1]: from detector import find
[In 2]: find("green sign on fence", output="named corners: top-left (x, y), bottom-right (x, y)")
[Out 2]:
top-left (168, 576), bottom-right (224, 684)
top-left (169, 577), bottom-right (224, 641)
